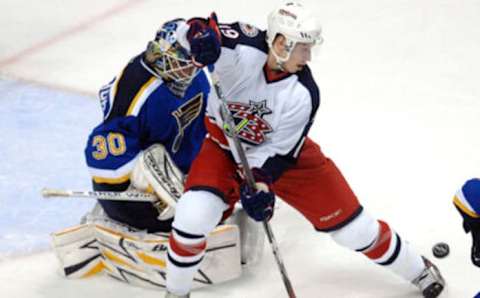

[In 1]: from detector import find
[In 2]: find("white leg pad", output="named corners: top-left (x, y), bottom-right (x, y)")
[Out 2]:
top-left (51, 213), bottom-right (241, 290)
top-left (51, 224), bottom-right (103, 278)
top-left (224, 204), bottom-right (265, 266)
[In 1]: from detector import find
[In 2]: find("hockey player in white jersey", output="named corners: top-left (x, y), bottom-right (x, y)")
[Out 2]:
top-left (164, 2), bottom-right (445, 298)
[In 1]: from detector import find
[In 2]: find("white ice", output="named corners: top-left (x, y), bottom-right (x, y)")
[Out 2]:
top-left (0, 0), bottom-right (479, 297)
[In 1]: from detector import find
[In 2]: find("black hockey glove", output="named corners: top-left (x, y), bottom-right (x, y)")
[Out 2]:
top-left (187, 12), bottom-right (221, 67)
top-left (240, 168), bottom-right (275, 222)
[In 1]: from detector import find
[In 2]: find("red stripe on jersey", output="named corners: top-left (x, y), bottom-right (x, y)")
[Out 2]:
top-left (169, 234), bottom-right (207, 257)
top-left (364, 220), bottom-right (392, 260)
top-left (204, 116), bottom-right (229, 147)
top-left (263, 63), bottom-right (290, 82)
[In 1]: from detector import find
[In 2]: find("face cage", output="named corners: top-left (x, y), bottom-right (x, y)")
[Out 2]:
top-left (153, 52), bottom-right (199, 83)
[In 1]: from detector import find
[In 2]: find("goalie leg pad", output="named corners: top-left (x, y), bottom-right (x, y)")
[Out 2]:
top-left (51, 224), bottom-right (104, 278)
top-left (100, 222), bottom-right (241, 289)
top-left (224, 204), bottom-right (265, 266)
top-left (52, 214), bottom-right (241, 290)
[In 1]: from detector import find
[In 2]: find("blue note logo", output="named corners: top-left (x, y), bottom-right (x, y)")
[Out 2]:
top-left (171, 93), bottom-right (204, 152)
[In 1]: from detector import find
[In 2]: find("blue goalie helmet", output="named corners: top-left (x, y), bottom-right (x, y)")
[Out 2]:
top-left (145, 19), bottom-right (200, 96)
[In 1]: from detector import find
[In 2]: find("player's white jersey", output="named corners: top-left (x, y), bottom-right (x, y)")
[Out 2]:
top-left (206, 22), bottom-right (320, 180)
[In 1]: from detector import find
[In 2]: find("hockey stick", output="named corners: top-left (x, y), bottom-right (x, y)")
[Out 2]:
top-left (208, 67), bottom-right (297, 298)
top-left (41, 188), bottom-right (156, 202)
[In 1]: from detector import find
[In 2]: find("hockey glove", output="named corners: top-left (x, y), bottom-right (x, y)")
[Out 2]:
top-left (187, 12), bottom-right (221, 67)
top-left (240, 168), bottom-right (275, 222)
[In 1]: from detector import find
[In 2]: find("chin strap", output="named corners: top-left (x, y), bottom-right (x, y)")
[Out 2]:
top-left (270, 47), bottom-right (287, 71)
top-left (269, 38), bottom-right (296, 71)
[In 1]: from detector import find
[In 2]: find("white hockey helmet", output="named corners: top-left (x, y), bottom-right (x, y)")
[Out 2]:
top-left (266, 2), bottom-right (323, 62)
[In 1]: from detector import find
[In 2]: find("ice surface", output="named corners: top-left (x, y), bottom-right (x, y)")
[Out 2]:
top-left (0, 80), bottom-right (98, 258)
top-left (0, 0), bottom-right (479, 297)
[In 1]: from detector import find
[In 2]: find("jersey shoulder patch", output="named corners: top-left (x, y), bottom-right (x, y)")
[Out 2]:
top-left (219, 22), bottom-right (268, 54)
top-left (238, 22), bottom-right (260, 38)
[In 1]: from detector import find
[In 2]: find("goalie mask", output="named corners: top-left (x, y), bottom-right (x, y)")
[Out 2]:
top-left (144, 19), bottom-right (200, 97)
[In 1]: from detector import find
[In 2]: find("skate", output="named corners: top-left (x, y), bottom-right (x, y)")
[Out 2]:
top-left (412, 256), bottom-right (445, 298)
top-left (165, 291), bottom-right (190, 298)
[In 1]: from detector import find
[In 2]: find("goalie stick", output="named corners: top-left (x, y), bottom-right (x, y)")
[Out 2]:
top-left (41, 187), bottom-right (173, 218)
top-left (41, 188), bottom-right (156, 202)
top-left (208, 67), bottom-right (297, 298)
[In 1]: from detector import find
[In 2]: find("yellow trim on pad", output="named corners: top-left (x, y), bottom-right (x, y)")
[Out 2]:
top-left (81, 261), bottom-right (106, 278)
top-left (137, 252), bottom-right (166, 268)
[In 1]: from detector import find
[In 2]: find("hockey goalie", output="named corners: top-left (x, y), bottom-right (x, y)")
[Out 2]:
top-left (52, 145), bottom-right (264, 290)
top-left (51, 16), bottom-right (264, 291)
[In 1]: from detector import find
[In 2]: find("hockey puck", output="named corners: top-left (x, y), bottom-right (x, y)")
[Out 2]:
top-left (432, 242), bottom-right (450, 258)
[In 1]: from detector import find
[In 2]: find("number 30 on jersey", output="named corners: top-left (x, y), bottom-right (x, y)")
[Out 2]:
top-left (91, 133), bottom-right (126, 160)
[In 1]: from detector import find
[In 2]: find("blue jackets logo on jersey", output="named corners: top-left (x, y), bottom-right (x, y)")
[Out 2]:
top-left (227, 100), bottom-right (273, 145)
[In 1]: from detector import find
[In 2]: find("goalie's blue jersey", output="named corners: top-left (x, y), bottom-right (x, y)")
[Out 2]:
top-left (84, 53), bottom-right (209, 187)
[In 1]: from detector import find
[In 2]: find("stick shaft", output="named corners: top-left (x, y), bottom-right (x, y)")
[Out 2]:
top-left (209, 69), bottom-right (296, 298)
top-left (41, 188), bottom-right (156, 202)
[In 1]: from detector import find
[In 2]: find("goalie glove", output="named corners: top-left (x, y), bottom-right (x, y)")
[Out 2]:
top-left (131, 144), bottom-right (185, 220)
top-left (239, 168), bottom-right (275, 222)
